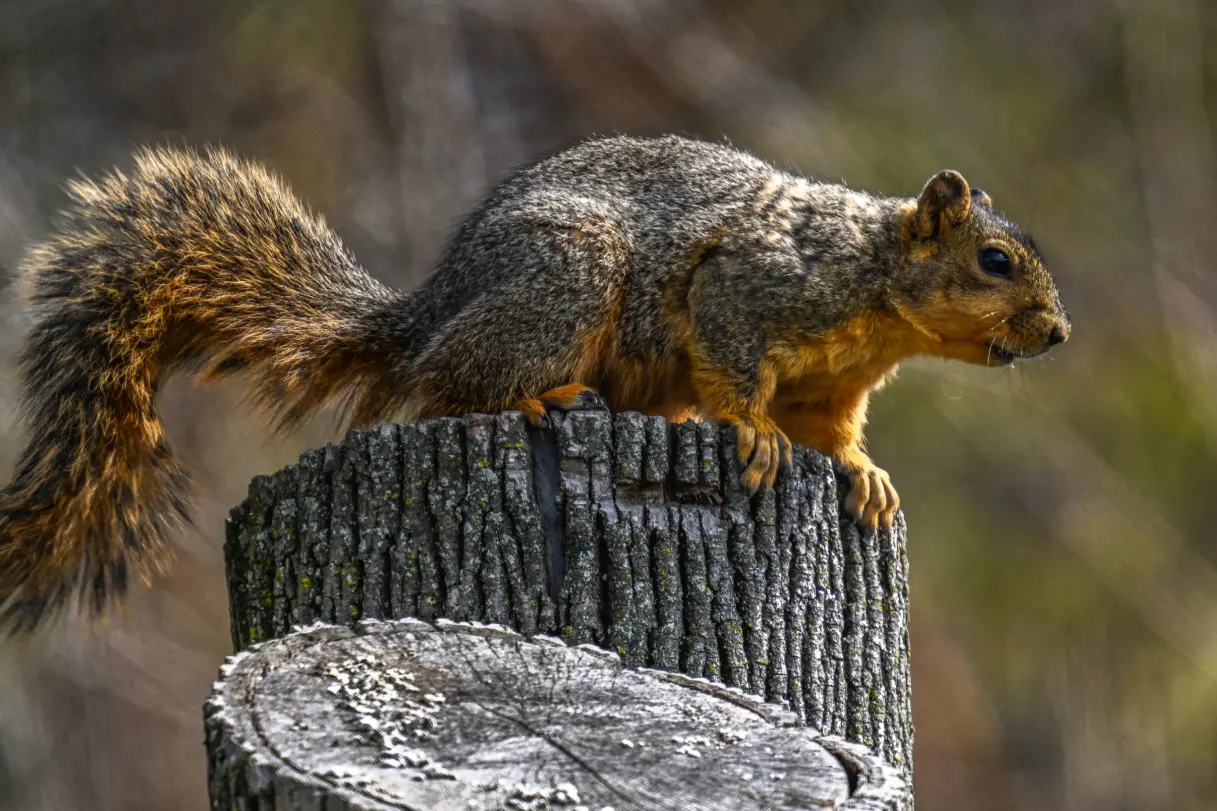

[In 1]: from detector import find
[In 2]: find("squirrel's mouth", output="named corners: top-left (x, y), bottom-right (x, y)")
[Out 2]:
top-left (984, 340), bottom-right (1045, 366)
top-left (987, 345), bottom-right (1017, 366)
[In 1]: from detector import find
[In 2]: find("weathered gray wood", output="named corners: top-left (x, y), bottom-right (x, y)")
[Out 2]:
top-left (223, 410), bottom-right (913, 779)
top-left (205, 618), bottom-right (910, 811)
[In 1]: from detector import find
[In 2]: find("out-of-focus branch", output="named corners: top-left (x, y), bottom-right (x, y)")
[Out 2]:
top-left (373, 0), bottom-right (492, 276)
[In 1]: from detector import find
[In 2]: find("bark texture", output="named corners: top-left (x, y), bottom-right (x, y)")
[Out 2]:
top-left (204, 618), bottom-right (911, 810)
top-left (224, 410), bottom-right (913, 777)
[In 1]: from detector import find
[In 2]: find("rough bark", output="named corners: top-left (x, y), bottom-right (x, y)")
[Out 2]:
top-left (204, 618), bottom-right (910, 810)
top-left (224, 410), bottom-right (913, 778)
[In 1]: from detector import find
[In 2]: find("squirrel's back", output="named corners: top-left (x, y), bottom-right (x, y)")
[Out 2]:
top-left (426, 136), bottom-right (781, 355)
top-left (438, 135), bottom-right (769, 281)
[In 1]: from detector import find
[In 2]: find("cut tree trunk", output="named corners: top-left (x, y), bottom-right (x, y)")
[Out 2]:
top-left (223, 410), bottom-right (913, 778)
top-left (205, 618), bottom-right (910, 810)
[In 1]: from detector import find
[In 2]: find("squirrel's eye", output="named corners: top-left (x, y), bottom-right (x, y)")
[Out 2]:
top-left (978, 247), bottom-right (1013, 279)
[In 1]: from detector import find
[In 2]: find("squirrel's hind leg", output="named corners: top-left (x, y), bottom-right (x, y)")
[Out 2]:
top-left (514, 384), bottom-right (611, 427)
top-left (408, 201), bottom-right (629, 421)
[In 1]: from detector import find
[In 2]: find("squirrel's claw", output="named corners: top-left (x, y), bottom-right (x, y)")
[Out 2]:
top-left (733, 415), bottom-right (791, 493)
top-left (514, 397), bottom-right (552, 428)
top-left (844, 461), bottom-right (900, 531)
top-left (552, 388), bottom-right (611, 415)
top-left (515, 384), bottom-right (610, 430)
top-left (538, 384), bottom-right (610, 418)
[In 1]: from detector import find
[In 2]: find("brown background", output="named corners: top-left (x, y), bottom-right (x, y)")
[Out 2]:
top-left (1, 1), bottom-right (1215, 809)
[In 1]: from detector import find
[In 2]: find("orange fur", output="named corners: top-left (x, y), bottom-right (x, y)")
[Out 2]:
top-left (512, 397), bottom-right (549, 426)
top-left (538, 383), bottom-right (600, 409)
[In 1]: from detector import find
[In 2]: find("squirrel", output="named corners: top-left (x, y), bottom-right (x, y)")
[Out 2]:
top-left (0, 134), bottom-right (1069, 634)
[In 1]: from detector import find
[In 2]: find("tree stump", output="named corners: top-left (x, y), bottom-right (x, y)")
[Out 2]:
top-left (223, 411), bottom-right (913, 777)
top-left (205, 618), bottom-right (909, 810)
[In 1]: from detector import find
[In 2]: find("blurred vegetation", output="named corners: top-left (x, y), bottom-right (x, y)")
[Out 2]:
top-left (1, 1), bottom-right (1216, 809)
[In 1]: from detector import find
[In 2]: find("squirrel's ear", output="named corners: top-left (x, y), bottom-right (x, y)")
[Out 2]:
top-left (970, 187), bottom-right (993, 209)
top-left (913, 170), bottom-right (972, 240)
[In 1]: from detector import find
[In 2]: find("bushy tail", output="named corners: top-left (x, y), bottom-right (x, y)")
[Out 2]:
top-left (0, 147), bottom-right (414, 634)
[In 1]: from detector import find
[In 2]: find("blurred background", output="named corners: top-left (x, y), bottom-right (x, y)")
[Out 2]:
top-left (1, 0), bottom-right (1215, 809)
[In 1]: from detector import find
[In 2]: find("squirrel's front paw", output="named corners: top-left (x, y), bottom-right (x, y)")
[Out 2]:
top-left (840, 458), bottom-right (900, 530)
top-left (731, 415), bottom-right (793, 493)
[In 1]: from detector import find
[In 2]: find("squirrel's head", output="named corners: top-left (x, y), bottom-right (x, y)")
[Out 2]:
top-left (892, 170), bottom-right (1070, 366)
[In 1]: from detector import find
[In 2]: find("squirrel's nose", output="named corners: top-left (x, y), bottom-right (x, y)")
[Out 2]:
top-left (1047, 323), bottom-right (1069, 347)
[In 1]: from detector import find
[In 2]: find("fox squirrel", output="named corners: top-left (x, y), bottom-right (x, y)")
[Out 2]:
top-left (0, 134), bottom-right (1068, 633)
